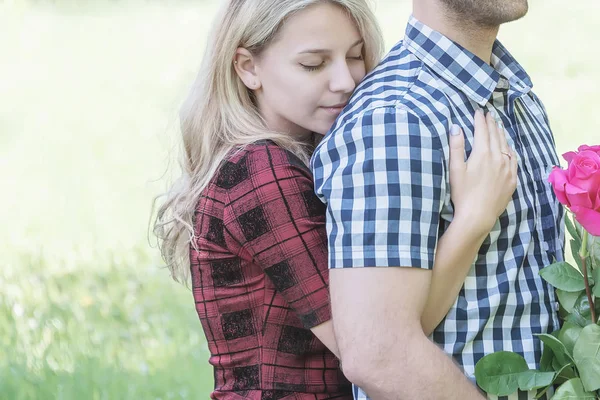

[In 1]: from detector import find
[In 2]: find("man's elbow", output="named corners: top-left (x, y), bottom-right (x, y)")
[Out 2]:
top-left (337, 329), bottom-right (426, 389)
top-left (338, 350), bottom-right (385, 390)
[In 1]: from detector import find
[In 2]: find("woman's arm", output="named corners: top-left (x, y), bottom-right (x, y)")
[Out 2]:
top-left (420, 218), bottom-right (488, 335)
top-left (421, 110), bottom-right (518, 335)
top-left (311, 321), bottom-right (340, 358)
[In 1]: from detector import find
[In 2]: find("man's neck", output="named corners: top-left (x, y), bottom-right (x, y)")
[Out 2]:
top-left (413, 2), bottom-right (499, 64)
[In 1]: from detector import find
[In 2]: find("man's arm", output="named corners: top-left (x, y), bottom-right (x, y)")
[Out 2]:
top-left (330, 267), bottom-right (484, 399)
top-left (311, 106), bottom-right (485, 399)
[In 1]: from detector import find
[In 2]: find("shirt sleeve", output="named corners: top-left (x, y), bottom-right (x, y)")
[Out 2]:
top-left (223, 144), bottom-right (331, 329)
top-left (311, 106), bottom-right (447, 270)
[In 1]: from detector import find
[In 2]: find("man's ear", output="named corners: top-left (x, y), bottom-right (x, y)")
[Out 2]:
top-left (233, 48), bottom-right (262, 90)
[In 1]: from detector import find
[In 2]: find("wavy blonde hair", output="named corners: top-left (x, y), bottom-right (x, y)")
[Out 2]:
top-left (153, 0), bottom-right (384, 283)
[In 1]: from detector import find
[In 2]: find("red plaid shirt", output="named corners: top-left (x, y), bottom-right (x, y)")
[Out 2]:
top-left (190, 141), bottom-right (351, 399)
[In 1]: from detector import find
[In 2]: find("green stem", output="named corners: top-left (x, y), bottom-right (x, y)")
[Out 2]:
top-left (580, 231), bottom-right (596, 323)
top-left (536, 385), bottom-right (550, 399)
top-left (580, 228), bottom-right (590, 259)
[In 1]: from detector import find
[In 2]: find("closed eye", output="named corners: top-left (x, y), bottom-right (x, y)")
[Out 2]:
top-left (300, 61), bottom-right (325, 72)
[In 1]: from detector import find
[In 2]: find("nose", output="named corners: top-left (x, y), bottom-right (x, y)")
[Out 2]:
top-left (328, 61), bottom-right (357, 94)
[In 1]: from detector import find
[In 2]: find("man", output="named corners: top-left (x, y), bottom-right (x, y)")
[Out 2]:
top-left (310, 0), bottom-right (564, 399)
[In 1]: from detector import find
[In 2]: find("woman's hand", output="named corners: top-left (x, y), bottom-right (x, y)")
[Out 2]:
top-left (449, 109), bottom-right (518, 237)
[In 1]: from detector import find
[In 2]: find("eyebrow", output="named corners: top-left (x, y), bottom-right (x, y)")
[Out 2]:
top-left (298, 39), bottom-right (364, 54)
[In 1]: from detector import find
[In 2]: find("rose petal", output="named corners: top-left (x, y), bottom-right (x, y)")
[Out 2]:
top-left (578, 144), bottom-right (600, 155)
top-left (565, 183), bottom-right (593, 209)
top-left (577, 149), bottom-right (600, 165)
top-left (548, 167), bottom-right (570, 206)
top-left (563, 151), bottom-right (577, 164)
top-left (571, 206), bottom-right (600, 236)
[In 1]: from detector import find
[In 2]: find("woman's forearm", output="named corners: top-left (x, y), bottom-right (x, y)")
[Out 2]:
top-left (421, 217), bottom-right (490, 336)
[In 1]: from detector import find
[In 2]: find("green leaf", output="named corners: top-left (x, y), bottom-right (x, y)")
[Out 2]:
top-left (474, 351), bottom-right (529, 396)
top-left (539, 262), bottom-right (585, 292)
top-left (536, 334), bottom-right (575, 367)
top-left (566, 214), bottom-right (582, 243)
top-left (556, 289), bottom-right (583, 313)
top-left (587, 264), bottom-right (595, 286)
top-left (573, 324), bottom-right (600, 392)
top-left (552, 378), bottom-right (597, 399)
top-left (539, 342), bottom-right (555, 372)
top-left (589, 235), bottom-right (600, 266)
top-left (553, 363), bottom-right (577, 386)
top-left (517, 370), bottom-right (556, 391)
top-left (533, 363), bottom-right (578, 398)
top-left (570, 239), bottom-right (583, 270)
top-left (558, 321), bottom-right (584, 356)
top-left (566, 292), bottom-right (600, 328)
top-left (555, 363), bottom-right (578, 381)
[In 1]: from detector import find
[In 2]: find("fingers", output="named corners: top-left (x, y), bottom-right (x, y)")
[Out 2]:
top-left (472, 109), bottom-right (490, 154)
top-left (495, 118), bottom-right (511, 154)
top-left (449, 124), bottom-right (466, 178)
top-left (510, 147), bottom-right (519, 186)
top-left (487, 111), bottom-right (504, 158)
top-left (489, 112), bottom-right (518, 180)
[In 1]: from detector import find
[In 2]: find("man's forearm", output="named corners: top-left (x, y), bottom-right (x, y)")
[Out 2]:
top-left (349, 333), bottom-right (484, 400)
top-left (330, 268), bottom-right (485, 400)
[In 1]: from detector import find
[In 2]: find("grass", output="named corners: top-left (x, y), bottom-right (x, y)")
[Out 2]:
top-left (0, 0), bottom-right (598, 398)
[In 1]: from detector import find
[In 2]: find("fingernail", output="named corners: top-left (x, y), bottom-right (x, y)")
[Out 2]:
top-left (496, 120), bottom-right (503, 130)
top-left (450, 124), bottom-right (461, 136)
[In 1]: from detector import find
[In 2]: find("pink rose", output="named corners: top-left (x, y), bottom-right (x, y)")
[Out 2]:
top-left (548, 146), bottom-right (600, 236)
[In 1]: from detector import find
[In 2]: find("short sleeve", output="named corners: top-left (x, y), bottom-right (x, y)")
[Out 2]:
top-left (224, 144), bottom-right (331, 329)
top-left (311, 106), bottom-right (446, 270)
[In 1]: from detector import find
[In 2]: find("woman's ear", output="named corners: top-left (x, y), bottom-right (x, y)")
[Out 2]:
top-left (233, 48), bottom-right (262, 90)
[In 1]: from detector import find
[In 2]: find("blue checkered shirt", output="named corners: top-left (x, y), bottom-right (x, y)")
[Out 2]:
top-left (311, 16), bottom-right (565, 400)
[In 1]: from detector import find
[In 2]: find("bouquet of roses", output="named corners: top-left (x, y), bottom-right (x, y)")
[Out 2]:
top-left (475, 145), bottom-right (600, 399)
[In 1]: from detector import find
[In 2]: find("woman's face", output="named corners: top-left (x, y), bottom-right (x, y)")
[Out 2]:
top-left (240, 3), bottom-right (366, 139)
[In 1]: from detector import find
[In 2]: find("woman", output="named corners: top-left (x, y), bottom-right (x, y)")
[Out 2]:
top-left (153, 0), bottom-right (517, 398)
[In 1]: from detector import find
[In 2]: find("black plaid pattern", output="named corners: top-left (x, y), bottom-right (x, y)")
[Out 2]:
top-left (261, 390), bottom-right (292, 400)
top-left (211, 258), bottom-right (243, 287)
top-left (301, 190), bottom-right (325, 218)
top-left (216, 157), bottom-right (249, 189)
top-left (277, 325), bottom-right (314, 355)
top-left (238, 206), bottom-right (269, 242)
top-left (206, 216), bottom-right (226, 247)
top-left (232, 365), bottom-right (260, 390)
top-left (264, 261), bottom-right (297, 292)
top-left (222, 309), bottom-right (255, 340)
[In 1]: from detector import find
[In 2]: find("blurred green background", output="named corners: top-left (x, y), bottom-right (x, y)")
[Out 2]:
top-left (0, 0), bottom-right (597, 399)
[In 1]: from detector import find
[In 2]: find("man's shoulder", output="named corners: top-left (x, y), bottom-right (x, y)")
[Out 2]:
top-left (344, 42), bottom-right (423, 116)
top-left (331, 42), bottom-right (453, 135)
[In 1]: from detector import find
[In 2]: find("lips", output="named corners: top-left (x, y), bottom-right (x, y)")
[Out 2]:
top-left (326, 102), bottom-right (347, 109)
top-left (321, 102), bottom-right (347, 115)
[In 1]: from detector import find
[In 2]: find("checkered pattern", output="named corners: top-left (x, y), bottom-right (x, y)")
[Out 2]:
top-left (311, 16), bottom-right (564, 400)
top-left (191, 142), bottom-right (351, 399)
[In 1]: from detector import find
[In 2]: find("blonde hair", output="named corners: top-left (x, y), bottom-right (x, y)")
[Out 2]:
top-left (153, 0), bottom-right (384, 283)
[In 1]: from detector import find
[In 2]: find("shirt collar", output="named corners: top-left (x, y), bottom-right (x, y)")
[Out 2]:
top-left (403, 15), bottom-right (533, 106)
